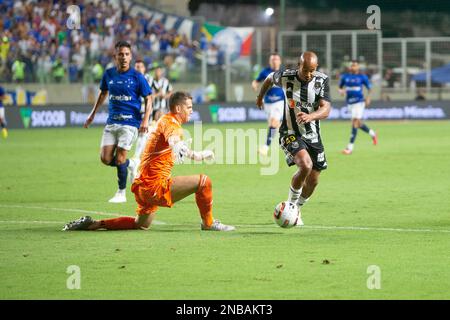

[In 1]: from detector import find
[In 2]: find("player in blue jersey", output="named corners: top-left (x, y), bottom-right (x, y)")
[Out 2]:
top-left (0, 85), bottom-right (7, 139)
top-left (84, 41), bottom-right (153, 203)
top-left (252, 53), bottom-right (285, 156)
top-left (339, 60), bottom-right (377, 155)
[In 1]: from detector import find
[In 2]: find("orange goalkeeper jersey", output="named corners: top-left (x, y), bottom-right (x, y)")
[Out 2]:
top-left (135, 113), bottom-right (182, 184)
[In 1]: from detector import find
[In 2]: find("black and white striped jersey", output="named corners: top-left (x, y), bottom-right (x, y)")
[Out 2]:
top-left (270, 69), bottom-right (330, 144)
top-left (150, 77), bottom-right (173, 110)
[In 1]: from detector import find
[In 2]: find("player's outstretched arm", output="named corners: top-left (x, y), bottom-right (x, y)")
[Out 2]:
top-left (84, 90), bottom-right (108, 128)
top-left (168, 135), bottom-right (214, 163)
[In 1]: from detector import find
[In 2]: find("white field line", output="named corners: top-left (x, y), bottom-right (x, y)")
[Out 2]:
top-left (1, 204), bottom-right (449, 233)
top-left (0, 204), bottom-right (166, 225)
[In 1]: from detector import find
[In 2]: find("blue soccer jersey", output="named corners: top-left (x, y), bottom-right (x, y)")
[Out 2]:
top-left (256, 67), bottom-right (285, 104)
top-left (100, 67), bottom-right (152, 128)
top-left (339, 73), bottom-right (371, 104)
top-left (0, 86), bottom-right (5, 108)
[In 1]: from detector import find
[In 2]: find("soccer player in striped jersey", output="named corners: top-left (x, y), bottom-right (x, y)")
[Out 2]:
top-left (150, 65), bottom-right (173, 122)
top-left (63, 92), bottom-right (235, 232)
top-left (256, 51), bottom-right (331, 226)
top-left (339, 60), bottom-right (378, 155)
top-left (252, 53), bottom-right (285, 156)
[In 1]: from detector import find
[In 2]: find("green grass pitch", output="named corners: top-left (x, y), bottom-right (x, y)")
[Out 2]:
top-left (0, 120), bottom-right (449, 299)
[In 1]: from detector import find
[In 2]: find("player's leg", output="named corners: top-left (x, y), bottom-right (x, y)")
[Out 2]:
top-left (298, 169), bottom-right (320, 207)
top-left (171, 175), bottom-right (235, 231)
top-left (133, 131), bottom-right (149, 160)
top-left (287, 149), bottom-right (313, 204)
top-left (359, 120), bottom-right (377, 145)
top-left (100, 145), bottom-right (116, 165)
top-left (343, 103), bottom-right (361, 154)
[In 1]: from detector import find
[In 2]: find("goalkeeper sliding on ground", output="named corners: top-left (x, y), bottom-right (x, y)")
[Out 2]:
top-left (63, 91), bottom-right (235, 232)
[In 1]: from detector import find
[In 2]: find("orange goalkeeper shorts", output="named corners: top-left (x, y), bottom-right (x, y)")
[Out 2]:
top-left (131, 178), bottom-right (173, 215)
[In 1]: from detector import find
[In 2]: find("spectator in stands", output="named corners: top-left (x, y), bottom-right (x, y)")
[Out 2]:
top-left (0, 0), bottom-right (202, 83)
top-left (12, 55), bottom-right (26, 83)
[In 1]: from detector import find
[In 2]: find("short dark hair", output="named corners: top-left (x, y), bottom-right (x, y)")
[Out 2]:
top-left (134, 59), bottom-right (144, 64)
top-left (169, 91), bottom-right (192, 111)
top-left (115, 40), bottom-right (131, 50)
top-left (351, 59), bottom-right (359, 64)
top-left (270, 52), bottom-right (280, 57)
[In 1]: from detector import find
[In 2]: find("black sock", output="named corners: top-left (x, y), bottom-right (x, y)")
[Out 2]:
top-left (360, 123), bottom-right (371, 134)
top-left (350, 127), bottom-right (358, 143)
top-left (117, 159), bottom-right (130, 190)
top-left (266, 126), bottom-right (276, 146)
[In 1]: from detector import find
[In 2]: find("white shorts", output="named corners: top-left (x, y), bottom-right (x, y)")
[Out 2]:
top-left (100, 124), bottom-right (138, 151)
top-left (348, 102), bottom-right (366, 119)
top-left (0, 107), bottom-right (5, 120)
top-left (264, 100), bottom-right (284, 122)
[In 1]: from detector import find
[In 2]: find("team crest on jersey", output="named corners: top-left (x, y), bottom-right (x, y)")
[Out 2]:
top-left (314, 80), bottom-right (323, 94)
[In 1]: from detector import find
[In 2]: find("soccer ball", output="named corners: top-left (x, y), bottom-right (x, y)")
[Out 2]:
top-left (273, 201), bottom-right (299, 228)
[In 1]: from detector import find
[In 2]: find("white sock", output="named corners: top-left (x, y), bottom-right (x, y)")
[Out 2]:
top-left (133, 133), bottom-right (148, 159)
top-left (369, 129), bottom-right (376, 137)
top-left (288, 186), bottom-right (302, 204)
top-left (347, 143), bottom-right (354, 151)
top-left (117, 189), bottom-right (126, 194)
top-left (297, 195), bottom-right (309, 207)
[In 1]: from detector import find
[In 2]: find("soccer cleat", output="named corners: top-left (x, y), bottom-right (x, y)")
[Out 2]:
top-left (372, 132), bottom-right (378, 145)
top-left (1, 128), bottom-right (7, 139)
top-left (341, 148), bottom-right (352, 155)
top-left (108, 189), bottom-right (127, 203)
top-left (128, 158), bottom-right (140, 184)
top-left (201, 219), bottom-right (236, 231)
top-left (63, 216), bottom-right (94, 231)
top-left (258, 145), bottom-right (269, 156)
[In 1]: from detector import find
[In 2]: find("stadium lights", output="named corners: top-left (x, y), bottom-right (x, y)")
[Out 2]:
top-left (265, 7), bottom-right (274, 17)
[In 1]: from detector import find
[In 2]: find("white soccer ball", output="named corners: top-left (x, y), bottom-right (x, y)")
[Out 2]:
top-left (273, 201), bottom-right (299, 228)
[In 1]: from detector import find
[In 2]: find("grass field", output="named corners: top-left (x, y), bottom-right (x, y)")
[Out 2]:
top-left (0, 120), bottom-right (449, 300)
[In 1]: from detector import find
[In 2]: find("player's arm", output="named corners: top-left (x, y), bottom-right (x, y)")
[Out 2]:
top-left (256, 72), bottom-right (277, 110)
top-left (140, 95), bottom-right (153, 133)
top-left (364, 75), bottom-right (372, 107)
top-left (168, 134), bottom-right (214, 163)
top-left (338, 76), bottom-right (346, 96)
top-left (297, 78), bottom-right (331, 124)
top-left (84, 90), bottom-right (108, 128)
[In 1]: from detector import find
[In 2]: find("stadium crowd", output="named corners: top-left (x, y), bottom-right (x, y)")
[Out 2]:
top-left (0, 0), bottom-right (212, 83)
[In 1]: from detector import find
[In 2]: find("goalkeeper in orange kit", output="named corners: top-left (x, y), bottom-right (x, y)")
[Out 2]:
top-left (63, 91), bottom-right (235, 231)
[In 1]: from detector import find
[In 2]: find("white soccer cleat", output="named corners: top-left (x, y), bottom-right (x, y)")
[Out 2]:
top-left (128, 158), bottom-right (140, 184)
top-left (108, 189), bottom-right (127, 203)
top-left (201, 219), bottom-right (236, 231)
top-left (258, 145), bottom-right (269, 156)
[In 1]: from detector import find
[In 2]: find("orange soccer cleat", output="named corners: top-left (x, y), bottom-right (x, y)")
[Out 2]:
top-left (372, 132), bottom-right (378, 145)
